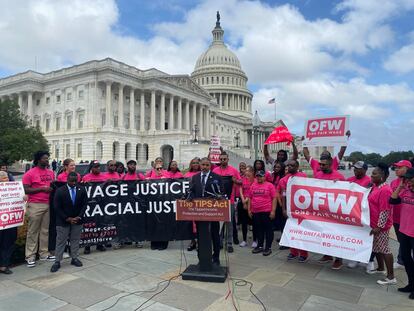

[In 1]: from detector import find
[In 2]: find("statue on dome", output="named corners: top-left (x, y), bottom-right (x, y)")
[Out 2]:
top-left (216, 11), bottom-right (220, 25)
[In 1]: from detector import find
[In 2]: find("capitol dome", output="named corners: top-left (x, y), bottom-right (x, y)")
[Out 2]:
top-left (191, 12), bottom-right (252, 118)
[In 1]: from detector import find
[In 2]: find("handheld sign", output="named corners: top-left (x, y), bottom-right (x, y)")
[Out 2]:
top-left (264, 125), bottom-right (293, 145)
top-left (302, 115), bottom-right (349, 147)
top-left (0, 181), bottom-right (26, 230)
top-left (209, 135), bottom-right (221, 164)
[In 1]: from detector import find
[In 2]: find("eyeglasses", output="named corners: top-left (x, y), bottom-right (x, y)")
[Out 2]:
top-left (156, 168), bottom-right (162, 171)
top-left (219, 158), bottom-right (228, 161)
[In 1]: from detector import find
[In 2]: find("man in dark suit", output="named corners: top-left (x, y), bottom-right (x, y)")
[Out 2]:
top-left (51, 172), bottom-right (88, 272)
top-left (188, 157), bottom-right (224, 266)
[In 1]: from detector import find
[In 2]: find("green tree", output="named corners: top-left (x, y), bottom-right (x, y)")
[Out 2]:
top-left (0, 99), bottom-right (49, 165)
top-left (382, 151), bottom-right (414, 165)
top-left (364, 153), bottom-right (382, 166)
top-left (345, 151), bottom-right (365, 163)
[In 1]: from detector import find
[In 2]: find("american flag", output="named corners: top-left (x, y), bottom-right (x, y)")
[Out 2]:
top-left (268, 98), bottom-right (276, 104)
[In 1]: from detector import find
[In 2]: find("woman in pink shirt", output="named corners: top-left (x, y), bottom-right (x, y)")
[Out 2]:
top-left (82, 161), bottom-right (106, 182)
top-left (56, 158), bottom-right (81, 182)
top-left (184, 158), bottom-right (201, 251)
top-left (368, 163), bottom-right (396, 286)
top-left (146, 157), bottom-right (167, 179)
top-left (247, 170), bottom-right (277, 256)
top-left (390, 168), bottom-right (414, 299)
top-left (239, 166), bottom-right (255, 247)
top-left (253, 160), bottom-right (272, 183)
top-left (166, 160), bottom-right (184, 179)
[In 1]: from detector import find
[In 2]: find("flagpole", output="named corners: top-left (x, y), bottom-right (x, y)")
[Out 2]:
top-left (274, 101), bottom-right (276, 123)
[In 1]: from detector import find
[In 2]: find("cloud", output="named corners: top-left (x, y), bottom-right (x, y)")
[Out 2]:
top-left (384, 43), bottom-right (414, 74)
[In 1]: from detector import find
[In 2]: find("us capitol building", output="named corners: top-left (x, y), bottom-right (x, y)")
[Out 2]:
top-left (0, 14), bottom-right (283, 167)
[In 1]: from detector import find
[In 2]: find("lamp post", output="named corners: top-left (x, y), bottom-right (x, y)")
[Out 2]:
top-left (252, 111), bottom-right (260, 160)
top-left (193, 124), bottom-right (199, 143)
top-left (234, 131), bottom-right (240, 148)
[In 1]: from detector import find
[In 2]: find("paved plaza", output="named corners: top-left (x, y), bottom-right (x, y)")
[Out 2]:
top-left (0, 234), bottom-right (412, 311)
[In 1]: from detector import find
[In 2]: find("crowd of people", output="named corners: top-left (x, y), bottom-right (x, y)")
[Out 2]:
top-left (0, 146), bottom-right (413, 300)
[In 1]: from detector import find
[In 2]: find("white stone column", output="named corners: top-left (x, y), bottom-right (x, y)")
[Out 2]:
top-left (213, 112), bottom-right (217, 135)
top-left (118, 84), bottom-right (124, 128)
top-left (150, 90), bottom-right (156, 131)
top-left (129, 88), bottom-right (135, 130)
top-left (192, 102), bottom-right (197, 131)
top-left (105, 82), bottom-right (112, 127)
top-left (169, 95), bottom-right (174, 130)
top-left (219, 93), bottom-right (222, 109)
top-left (140, 91), bottom-right (145, 131)
top-left (177, 97), bottom-right (182, 130)
top-left (27, 92), bottom-right (33, 124)
top-left (206, 109), bottom-right (210, 138)
top-left (18, 93), bottom-right (23, 113)
top-left (160, 92), bottom-right (165, 130)
top-left (184, 99), bottom-right (190, 130)
top-left (225, 93), bottom-right (229, 109)
top-left (198, 106), bottom-right (204, 138)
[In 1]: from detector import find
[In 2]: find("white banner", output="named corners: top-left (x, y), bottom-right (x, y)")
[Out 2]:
top-left (280, 177), bottom-right (373, 263)
top-left (302, 115), bottom-right (350, 147)
top-left (0, 181), bottom-right (26, 230)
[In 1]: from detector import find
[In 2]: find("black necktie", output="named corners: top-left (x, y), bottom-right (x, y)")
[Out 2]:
top-left (202, 174), bottom-right (207, 196)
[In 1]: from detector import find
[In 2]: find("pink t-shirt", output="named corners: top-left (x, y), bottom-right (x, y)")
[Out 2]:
top-left (347, 175), bottom-right (371, 188)
top-left (103, 172), bottom-right (121, 181)
top-left (241, 177), bottom-right (254, 199)
top-left (166, 171), bottom-right (184, 179)
top-left (56, 171), bottom-right (81, 182)
top-left (265, 171), bottom-right (272, 183)
top-left (277, 172), bottom-right (307, 196)
top-left (247, 181), bottom-right (276, 213)
top-left (145, 169), bottom-right (168, 179)
top-left (82, 173), bottom-right (107, 182)
top-left (390, 178), bottom-right (406, 224)
top-left (213, 165), bottom-right (241, 204)
top-left (309, 156), bottom-right (340, 175)
top-left (184, 171), bottom-right (200, 178)
top-left (368, 184), bottom-right (393, 231)
top-left (22, 167), bottom-right (55, 203)
top-left (314, 170), bottom-right (345, 181)
top-left (398, 187), bottom-right (414, 237)
top-left (123, 172), bottom-right (145, 180)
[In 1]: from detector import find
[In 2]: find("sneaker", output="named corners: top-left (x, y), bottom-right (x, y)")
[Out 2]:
top-left (332, 259), bottom-right (343, 270)
top-left (40, 255), bottom-right (56, 262)
top-left (298, 256), bottom-right (308, 263)
top-left (393, 262), bottom-right (404, 269)
top-left (377, 278), bottom-right (397, 285)
top-left (366, 269), bottom-right (387, 275)
top-left (70, 258), bottom-right (83, 267)
top-left (398, 285), bottom-right (413, 293)
top-left (26, 259), bottom-right (36, 268)
top-left (366, 261), bottom-right (375, 272)
top-left (287, 253), bottom-right (297, 261)
top-left (347, 261), bottom-right (358, 268)
top-left (318, 255), bottom-right (333, 264)
top-left (263, 249), bottom-right (272, 256)
top-left (50, 262), bottom-right (60, 273)
top-left (251, 241), bottom-right (258, 248)
top-left (136, 241), bottom-right (144, 248)
top-left (252, 247), bottom-right (263, 254)
top-left (239, 241), bottom-right (247, 247)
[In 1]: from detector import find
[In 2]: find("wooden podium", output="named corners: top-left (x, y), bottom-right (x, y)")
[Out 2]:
top-left (176, 199), bottom-right (230, 283)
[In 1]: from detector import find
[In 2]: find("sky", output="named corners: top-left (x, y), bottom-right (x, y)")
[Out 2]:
top-left (0, 0), bottom-right (413, 155)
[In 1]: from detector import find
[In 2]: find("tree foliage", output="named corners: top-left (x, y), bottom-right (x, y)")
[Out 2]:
top-left (345, 150), bottom-right (413, 166)
top-left (0, 99), bottom-right (49, 165)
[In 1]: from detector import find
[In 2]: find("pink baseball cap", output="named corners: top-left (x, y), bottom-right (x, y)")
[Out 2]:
top-left (393, 160), bottom-right (412, 168)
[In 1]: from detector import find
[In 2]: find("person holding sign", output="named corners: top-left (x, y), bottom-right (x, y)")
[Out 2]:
top-left (278, 160), bottom-right (308, 262)
top-left (390, 168), bottom-right (414, 300)
top-left (51, 172), bottom-right (88, 273)
top-left (247, 170), bottom-right (277, 256)
top-left (314, 155), bottom-right (346, 269)
top-left (0, 171), bottom-right (24, 274)
top-left (368, 164), bottom-right (396, 285)
top-left (22, 151), bottom-right (55, 268)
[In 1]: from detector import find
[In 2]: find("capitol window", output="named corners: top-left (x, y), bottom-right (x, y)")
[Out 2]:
top-left (78, 90), bottom-right (84, 99)
top-left (45, 118), bottom-right (50, 132)
top-left (66, 115), bottom-right (72, 130)
top-left (46, 97), bottom-right (50, 104)
top-left (78, 113), bottom-right (84, 129)
top-left (56, 117), bottom-right (61, 131)
top-left (56, 95), bottom-right (61, 103)
top-left (67, 92), bottom-right (72, 101)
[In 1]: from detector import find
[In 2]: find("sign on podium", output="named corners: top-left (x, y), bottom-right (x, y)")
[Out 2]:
top-left (176, 199), bottom-right (230, 222)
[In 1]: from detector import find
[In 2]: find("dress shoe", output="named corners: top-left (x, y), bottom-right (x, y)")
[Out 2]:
top-left (50, 262), bottom-right (60, 273)
top-left (398, 285), bottom-right (413, 293)
top-left (233, 237), bottom-right (240, 245)
top-left (71, 258), bottom-right (83, 267)
top-left (84, 246), bottom-right (91, 254)
top-left (227, 246), bottom-right (234, 253)
top-left (212, 258), bottom-right (220, 265)
top-left (0, 267), bottom-right (12, 274)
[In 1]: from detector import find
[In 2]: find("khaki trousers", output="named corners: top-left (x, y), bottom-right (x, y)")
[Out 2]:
top-left (25, 203), bottom-right (50, 260)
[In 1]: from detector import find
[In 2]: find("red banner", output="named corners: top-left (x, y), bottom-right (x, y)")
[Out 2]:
top-left (176, 199), bottom-right (231, 222)
top-left (264, 126), bottom-right (293, 145)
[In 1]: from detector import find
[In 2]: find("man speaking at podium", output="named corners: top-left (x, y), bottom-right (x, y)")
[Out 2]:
top-left (187, 157), bottom-right (224, 266)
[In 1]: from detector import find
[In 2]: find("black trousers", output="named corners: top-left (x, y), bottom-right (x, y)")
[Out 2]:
top-left (400, 232), bottom-right (414, 288)
top-left (211, 221), bottom-right (220, 260)
top-left (0, 227), bottom-right (17, 267)
top-left (253, 212), bottom-right (274, 250)
top-left (393, 223), bottom-right (404, 264)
